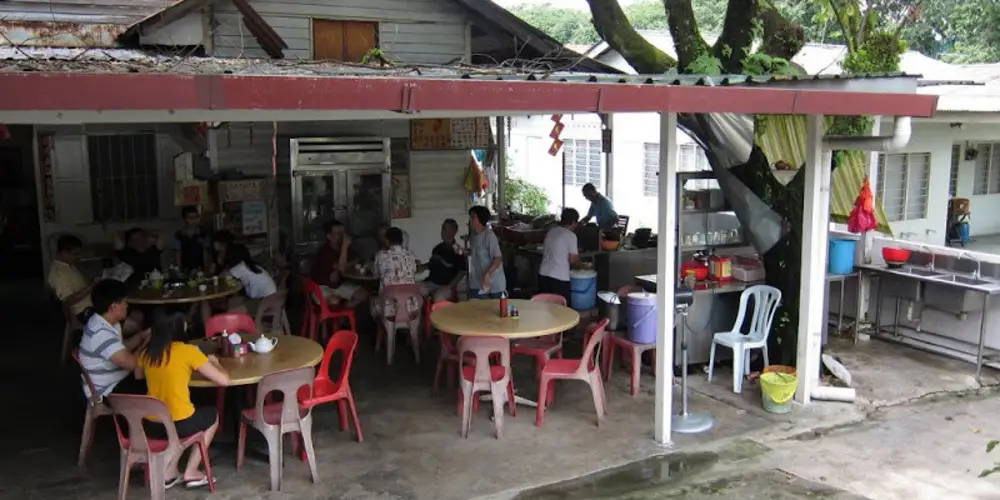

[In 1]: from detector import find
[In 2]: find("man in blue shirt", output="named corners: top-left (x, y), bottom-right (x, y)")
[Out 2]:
top-left (580, 183), bottom-right (618, 229)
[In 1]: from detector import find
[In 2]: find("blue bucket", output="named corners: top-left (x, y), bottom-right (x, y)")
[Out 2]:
top-left (569, 270), bottom-right (598, 310)
top-left (828, 238), bottom-right (857, 275)
top-left (627, 292), bottom-right (657, 344)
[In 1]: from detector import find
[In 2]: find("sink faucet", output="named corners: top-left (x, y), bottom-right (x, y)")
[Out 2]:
top-left (956, 250), bottom-right (983, 279)
top-left (899, 231), bottom-right (918, 240)
top-left (918, 244), bottom-right (936, 270)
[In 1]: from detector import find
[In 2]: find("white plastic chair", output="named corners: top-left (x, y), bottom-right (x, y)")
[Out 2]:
top-left (707, 285), bottom-right (782, 393)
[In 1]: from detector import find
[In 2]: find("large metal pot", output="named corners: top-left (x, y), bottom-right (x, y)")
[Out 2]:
top-left (597, 291), bottom-right (625, 331)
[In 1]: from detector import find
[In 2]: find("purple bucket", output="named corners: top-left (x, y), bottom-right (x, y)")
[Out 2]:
top-left (627, 292), bottom-right (657, 344)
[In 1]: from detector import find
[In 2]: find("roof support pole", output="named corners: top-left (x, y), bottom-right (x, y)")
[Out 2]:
top-left (496, 116), bottom-right (507, 217)
top-left (654, 111), bottom-right (677, 445)
top-left (602, 113), bottom-right (614, 202)
top-left (856, 117), bottom-right (883, 327)
top-left (796, 114), bottom-right (831, 404)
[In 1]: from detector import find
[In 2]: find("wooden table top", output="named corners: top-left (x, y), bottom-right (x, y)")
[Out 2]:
top-left (188, 334), bottom-right (324, 387)
top-left (430, 299), bottom-right (580, 339)
top-left (128, 281), bottom-right (242, 305)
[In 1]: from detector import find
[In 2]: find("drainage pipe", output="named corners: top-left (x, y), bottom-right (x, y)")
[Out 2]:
top-left (811, 386), bottom-right (857, 403)
top-left (823, 116), bottom-right (911, 152)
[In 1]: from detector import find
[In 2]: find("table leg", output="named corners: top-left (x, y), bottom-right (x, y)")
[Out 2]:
top-left (838, 280), bottom-right (845, 333)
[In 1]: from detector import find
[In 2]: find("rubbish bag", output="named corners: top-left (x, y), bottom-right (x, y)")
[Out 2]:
top-left (848, 176), bottom-right (877, 233)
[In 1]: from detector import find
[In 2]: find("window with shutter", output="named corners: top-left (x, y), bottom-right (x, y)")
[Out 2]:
top-left (312, 20), bottom-right (378, 62)
top-left (563, 139), bottom-right (602, 187)
top-left (876, 152), bottom-right (930, 222)
top-left (87, 134), bottom-right (160, 222)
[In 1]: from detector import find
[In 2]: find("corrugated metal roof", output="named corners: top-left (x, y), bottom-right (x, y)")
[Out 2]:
top-left (0, 46), bottom-right (919, 87)
top-left (0, 0), bottom-right (180, 47)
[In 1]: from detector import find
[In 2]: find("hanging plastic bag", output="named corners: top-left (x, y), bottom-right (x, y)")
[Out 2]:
top-left (848, 176), bottom-right (877, 233)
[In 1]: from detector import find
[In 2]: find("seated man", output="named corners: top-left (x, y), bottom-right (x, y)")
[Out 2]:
top-left (116, 227), bottom-right (164, 286)
top-left (49, 235), bottom-right (144, 332)
top-left (372, 227), bottom-right (421, 320)
top-left (311, 220), bottom-right (368, 308)
top-left (421, 219), bottom-right (465, 302)
top-left (78, 280), bottom-right (150, 399)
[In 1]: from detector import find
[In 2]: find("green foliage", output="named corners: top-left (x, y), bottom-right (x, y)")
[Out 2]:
top-left (980, 440), bottom-right (1000, 478)
top-left (841, 31), bottom-right (907, 74)
top-left (686, 53), bottom-right (724, 74)
top-left (504, 173), bottom-right (550, 217)
top-left (507, 4), bottom-right (601, 45)
top-left (742, 52), bottom-right (797, 76)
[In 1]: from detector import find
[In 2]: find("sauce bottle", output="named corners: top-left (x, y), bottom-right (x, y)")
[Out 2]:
top-left (500, 291), bottom-right (508, 317)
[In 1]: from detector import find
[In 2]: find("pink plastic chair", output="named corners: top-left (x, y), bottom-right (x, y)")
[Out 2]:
top-left (301, 278), bottom-right (358, 343)
top-left (603, 285), bottom-right (656, 396)
top-left (536, 319), bottom-right (610, 428)
top-left (108, 394), bottom-right (216, 500)
top-left (457, 336), bottom-right (516, 439)
top-left (205, 313), bottom-right (258, 424)
top-left (255, 290), bottom-right (290, 334)
top-left (374, 283), bottom-right (424, 365)
top-left (72, 349), bottom-right (113, 467)
top-left (297, 330), bottom-right (363, 443)
top-left (510, 293), bottom-right (567, 379)
top-left (429, 301), bottom-right (462, 392)
top-left (238, 367), bottom-right (318, 491)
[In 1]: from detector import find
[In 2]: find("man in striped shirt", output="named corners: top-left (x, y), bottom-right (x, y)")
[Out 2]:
top-left (78, 280), bottom-right (150, 399)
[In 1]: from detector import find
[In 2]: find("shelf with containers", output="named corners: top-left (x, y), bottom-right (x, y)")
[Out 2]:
top-left (676, 171), bottom-right (748, 257)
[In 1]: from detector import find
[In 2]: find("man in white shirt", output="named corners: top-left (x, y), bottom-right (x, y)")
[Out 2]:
top-left (538, 208), bottom-right (587, 304)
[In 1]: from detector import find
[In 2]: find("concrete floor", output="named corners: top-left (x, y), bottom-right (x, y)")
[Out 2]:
top-left (4, 288), bottom-right (998, 500)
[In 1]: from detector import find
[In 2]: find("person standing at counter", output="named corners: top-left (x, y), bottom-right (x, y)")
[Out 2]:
top-left (579, 183), bottom-right (619, 229)
top-left (539, 208), bottom-right (588, 305)
top-left (467, 206), bottom-right (506, 299)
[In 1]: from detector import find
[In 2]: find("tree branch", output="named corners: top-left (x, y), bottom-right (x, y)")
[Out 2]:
top-left (713, 0), bottom-right (756, 73)
top-left (663, 0), bottom-right (712, 71)
top-left (758, 1), bottom-right (806, 60)
top-left (585, 0), bottom-right (677, 73)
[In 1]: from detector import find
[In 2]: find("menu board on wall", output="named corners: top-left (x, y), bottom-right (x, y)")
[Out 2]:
top-left (410, 118), bottom-right (491, 150)
top-left (241, 200), bottom-right (267, 235)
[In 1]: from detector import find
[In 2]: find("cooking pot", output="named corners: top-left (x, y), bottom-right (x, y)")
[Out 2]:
top-left (597, 291), bottom-right (626, 331)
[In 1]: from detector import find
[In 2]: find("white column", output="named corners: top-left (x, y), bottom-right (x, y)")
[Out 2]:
top-left (496, 116), bottom-right (507, 216)
top-left (603, 113), bottom-right (614, 200)
top-left (796, 114), bottom-right (831, 404)
top-left (654, 112), bottom-right (678, 444)
top-left (856, 117), bottom-right (882, 322)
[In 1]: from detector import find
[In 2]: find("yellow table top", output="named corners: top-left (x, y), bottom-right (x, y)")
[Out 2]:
top-left (188, 334), bottom-right (323, 387)
top-left (128, 281), bottom-right (242, 305)
top-left (430, 299), bottom-right (580, 339)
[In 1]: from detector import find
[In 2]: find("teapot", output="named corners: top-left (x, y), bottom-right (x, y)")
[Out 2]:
top-left (249, 334), bottom-right (278, 354)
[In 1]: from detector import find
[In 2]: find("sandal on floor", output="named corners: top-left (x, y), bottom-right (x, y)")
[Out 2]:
top-left (185, 476), bottom-right (216, 489)
top-left (165, 477), bottom-right (181, 490)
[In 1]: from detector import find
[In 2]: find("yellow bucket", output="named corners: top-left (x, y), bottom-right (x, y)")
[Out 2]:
top-left (760, 366), bottom-right (797, 414)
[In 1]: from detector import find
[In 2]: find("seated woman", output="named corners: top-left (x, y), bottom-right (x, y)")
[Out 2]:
top-left (223, 244), bottom-right (278, 316)
top-left (136, 309), bottom-right (229, 489)
top-left (372, 227), bottom-right (421, 322)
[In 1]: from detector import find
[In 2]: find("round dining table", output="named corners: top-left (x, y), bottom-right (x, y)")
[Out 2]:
top-left (188, 334), bottom-right (324, 388)
top-left (128, 280), bottom-right (242, 305)
top-left (430, 298), bottom-right (581, 340)
top-left (430, 298), bottom-right (580, 408)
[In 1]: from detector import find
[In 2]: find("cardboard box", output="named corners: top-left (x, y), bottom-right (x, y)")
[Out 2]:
top-left (174, 180), bottom-right (208, 207)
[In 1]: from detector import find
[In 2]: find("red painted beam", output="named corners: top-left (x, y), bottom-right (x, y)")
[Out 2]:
top-left (0, 72), bottom-right (939, 118)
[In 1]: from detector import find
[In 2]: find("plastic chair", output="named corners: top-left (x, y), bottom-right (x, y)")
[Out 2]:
top-left (708, 284), bottom-right (782, 393)
top-left (511, 293), bottom-right (567, 379)
top-left (297, 330), bottom-right (363, 443)
top-left (301, 278), bottom-right (358, 343)
top-left (255, 290), bottom-right (291, 334)
top-left (56, 290), bottom-right (83, 365)
top-left (423, 284), bottom-right (458, 340)
top-left (457, 336), bottom-right (516, 439)
top-left (430, 301), bottom-right (469, 392)
top-left (238, 367), bottom-right (318, 491)
top-left (602, 285), bottom-right (656, 397)
top-left (374, 284), bottom-right (424, 365)
top-left (536, 319), bottom-right (610, 428)
top-left (205, 313), bottom-right (258, 428)
top-left (72, 349), bottom-right (113, 467)
top-left (107, 394), bottom-right (216, 500)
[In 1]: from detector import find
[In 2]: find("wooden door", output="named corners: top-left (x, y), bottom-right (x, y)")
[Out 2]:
top-left (312, 20), bottom-right (377, 62)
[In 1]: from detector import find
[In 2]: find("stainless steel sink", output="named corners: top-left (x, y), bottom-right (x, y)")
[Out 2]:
top-left (933, 275), bottom-right (994, 287)
top-left (893, 267), bottom-right (945, 278)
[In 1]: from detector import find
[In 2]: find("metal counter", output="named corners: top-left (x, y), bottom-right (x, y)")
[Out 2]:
top-left (633, 274), bottom-right (761, 365)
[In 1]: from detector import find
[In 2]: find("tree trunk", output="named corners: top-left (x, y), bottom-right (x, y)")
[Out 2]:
top-left (714, 0), bottom-right (756, 73)
top-left (585, 0), bottom-right (677, 73)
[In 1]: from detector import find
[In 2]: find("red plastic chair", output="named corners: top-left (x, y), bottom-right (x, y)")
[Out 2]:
top-left (108, 394), bottom-right (216, 499)
top-left (204, 313), bottom-right (258, 424)
top-left (297, 330), bottom-right (363, 443)
top-left (429, 301), bottom-right (460, 391)
top-left (72, 349), bottom-right (113, 467)
top-left (511, 293), bottom-right (567, 379)
top-left (457, 336), bottom-right (516, 439)
top-left (536, 319), bottom-right (610, 428)
top-left (603, 285), bottom-right (656, 396)
top-left (301, 278), bottom-right (358, 343)
top-left (423, 284), bottom-right (458, 340)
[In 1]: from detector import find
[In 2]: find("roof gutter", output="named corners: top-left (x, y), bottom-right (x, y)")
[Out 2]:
top-left (822, 116), bottom-right (911, 152)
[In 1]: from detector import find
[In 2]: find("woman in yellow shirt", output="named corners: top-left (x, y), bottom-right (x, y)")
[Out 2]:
top-left (137, 309), bottom-right (229, 490)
